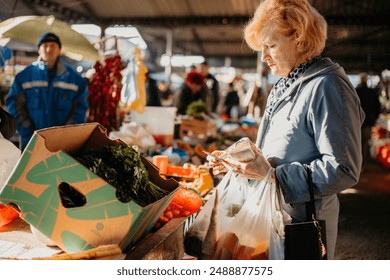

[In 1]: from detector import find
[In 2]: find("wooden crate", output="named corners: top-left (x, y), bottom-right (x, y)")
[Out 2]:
top-left (179, 119), bottom-right (217, 141)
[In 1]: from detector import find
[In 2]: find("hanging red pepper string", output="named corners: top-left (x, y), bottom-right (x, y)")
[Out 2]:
top-left (87, 55), bottom-right (125, 133)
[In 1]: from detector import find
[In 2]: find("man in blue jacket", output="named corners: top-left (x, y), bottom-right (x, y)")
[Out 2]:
top-left (6, 32), bottom-right (89, 149)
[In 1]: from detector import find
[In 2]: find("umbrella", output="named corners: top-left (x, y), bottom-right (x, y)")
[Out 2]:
top-left (0, 38), bottom-right (35, 52)
top-left (0, 15), bottom-right (99, 61)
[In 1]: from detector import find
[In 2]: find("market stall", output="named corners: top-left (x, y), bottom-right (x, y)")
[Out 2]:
top-left (0, 19), bottom-right (261, 260)
top-left (0, 115), bottom-right (258, 260)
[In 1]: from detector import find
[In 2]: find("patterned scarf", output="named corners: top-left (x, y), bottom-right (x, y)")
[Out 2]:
top-left (265, 56), bottom-right (322, 117)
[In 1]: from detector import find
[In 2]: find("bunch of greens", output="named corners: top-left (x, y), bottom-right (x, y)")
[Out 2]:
top-left (76, 144), bottom-right (170, 206)
top-left (186, 100), bottom-right (208, 120)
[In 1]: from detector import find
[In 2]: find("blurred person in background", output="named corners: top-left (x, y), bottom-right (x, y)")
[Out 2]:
top-left (208, 0), bottom-right (364, 259)
top-left (158, 81), bottom-right (174, 107)
top-left (200, 61), bottom-right (220, 113)
top-left (223, 82), bottom-right (240, 119)
top-left (145, 73), bottom-right (162, 107)
top-left (174, 71), bottom-right (206, 115)
top-left (355, 73), bottom-right (381, 167)
top-left (6, 32), bottom-right (89, 150)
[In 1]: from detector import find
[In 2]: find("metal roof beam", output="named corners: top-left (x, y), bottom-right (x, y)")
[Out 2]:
top-left (27, 0), bottom-right (92, 23)
top-left (19, 0), bottom-right (41, 17)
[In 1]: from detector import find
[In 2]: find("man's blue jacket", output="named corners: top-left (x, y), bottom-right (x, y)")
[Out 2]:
top-left (6, 58), bottom-right (89, 149)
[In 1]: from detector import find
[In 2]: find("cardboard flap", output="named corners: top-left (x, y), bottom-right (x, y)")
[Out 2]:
top-left (37, 123), bottom-right (101, 154)
top-left (81, 124), bottom-right (123, 153)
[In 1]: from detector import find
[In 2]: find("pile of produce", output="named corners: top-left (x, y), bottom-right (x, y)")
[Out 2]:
top-left (371, 125), bottom-right (390, 169)
top-left (176, 140), bottom-right (217, 159)
top-left (376, 143), bottom-right (390, 169)
top-left (154, 186), bottom-right (203, 229)
top-left (371, 125), bottom-right (388, 141)
top-left (76, 144), bottom-right (170, 206)
top-left (0, 204), bottom-right (19, 228)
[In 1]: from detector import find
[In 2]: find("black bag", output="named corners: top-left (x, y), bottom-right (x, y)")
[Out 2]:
top-left (284, 166), bottom-right (327, 260)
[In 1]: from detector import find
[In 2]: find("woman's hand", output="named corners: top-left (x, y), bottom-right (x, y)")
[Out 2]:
top-left (206, 150), bottom-right (229, 175)
top-left (232, 142), bottom-right (274, 181)
top-left (206, 143), bottom-right (275, 182)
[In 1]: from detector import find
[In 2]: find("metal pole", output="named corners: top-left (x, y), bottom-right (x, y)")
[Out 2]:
top-left (165, 29), bottom-right (173, 85)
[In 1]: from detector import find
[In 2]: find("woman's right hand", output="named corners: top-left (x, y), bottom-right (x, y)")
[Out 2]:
top-left (206, 150), bottom-right (229, 175)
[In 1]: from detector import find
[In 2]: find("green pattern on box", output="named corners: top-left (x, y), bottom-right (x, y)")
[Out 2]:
top-left (61, 231), bottom-right (94, 252)
top-left (0, 179), bottom-right (59, 237)
top-left (27, 152), bottom-right (95, 185)
top-left (67, 186), bottom-right (141, 220)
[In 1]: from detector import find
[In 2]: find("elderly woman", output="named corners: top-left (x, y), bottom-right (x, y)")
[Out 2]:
top-left (208, 0), bottom-right (364, 259)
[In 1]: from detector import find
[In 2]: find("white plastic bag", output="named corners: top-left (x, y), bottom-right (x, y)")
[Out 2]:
top-left (109, 121), bottom-right (156, 148)
top-left (0, 137), bottom-right (21, 190)
top-left (184, 169), bottom-right (254, 259)
top-left (212, 168), bottom-right (285, 260)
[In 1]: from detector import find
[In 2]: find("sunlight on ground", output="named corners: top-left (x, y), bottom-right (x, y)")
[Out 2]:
top-left (340, 188), bottom-right (360, 194)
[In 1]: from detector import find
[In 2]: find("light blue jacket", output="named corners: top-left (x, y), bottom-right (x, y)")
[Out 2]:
top-left (256, 57), bottom-right (364, 259)
top-left (6, 58), bottom-right (89, 149)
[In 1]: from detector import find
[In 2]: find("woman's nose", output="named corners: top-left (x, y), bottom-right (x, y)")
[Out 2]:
top-left (261, 51), bottom-right (268, 62)
top-left (260, 47), bottom-right (269, 62)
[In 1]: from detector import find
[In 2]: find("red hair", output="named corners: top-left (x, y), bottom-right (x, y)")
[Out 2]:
top-left (185, 71), bottom-right (205, 86)
top-left (244, 0), bottom-right (327, 62)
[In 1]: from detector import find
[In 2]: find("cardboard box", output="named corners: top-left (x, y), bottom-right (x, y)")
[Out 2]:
top-left (0, 123), bottom-right (179, 254)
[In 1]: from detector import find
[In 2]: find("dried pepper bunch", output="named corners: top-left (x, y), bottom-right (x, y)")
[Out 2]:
top-left (76, 144), bottom-right (170, 206)
top-left (87, 55), bottom-right (125, 133)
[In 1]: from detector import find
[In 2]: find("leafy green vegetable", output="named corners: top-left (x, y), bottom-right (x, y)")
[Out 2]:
top-left (186, 100), bottom-right (208, 120)
top-left (76, 144), bottom-right (170, 206)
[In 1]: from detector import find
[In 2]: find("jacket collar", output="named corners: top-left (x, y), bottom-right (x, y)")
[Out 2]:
top-left (35, 56), bottom-right (67, 75)
top-left (277, 57), bottom-right (341, 102)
